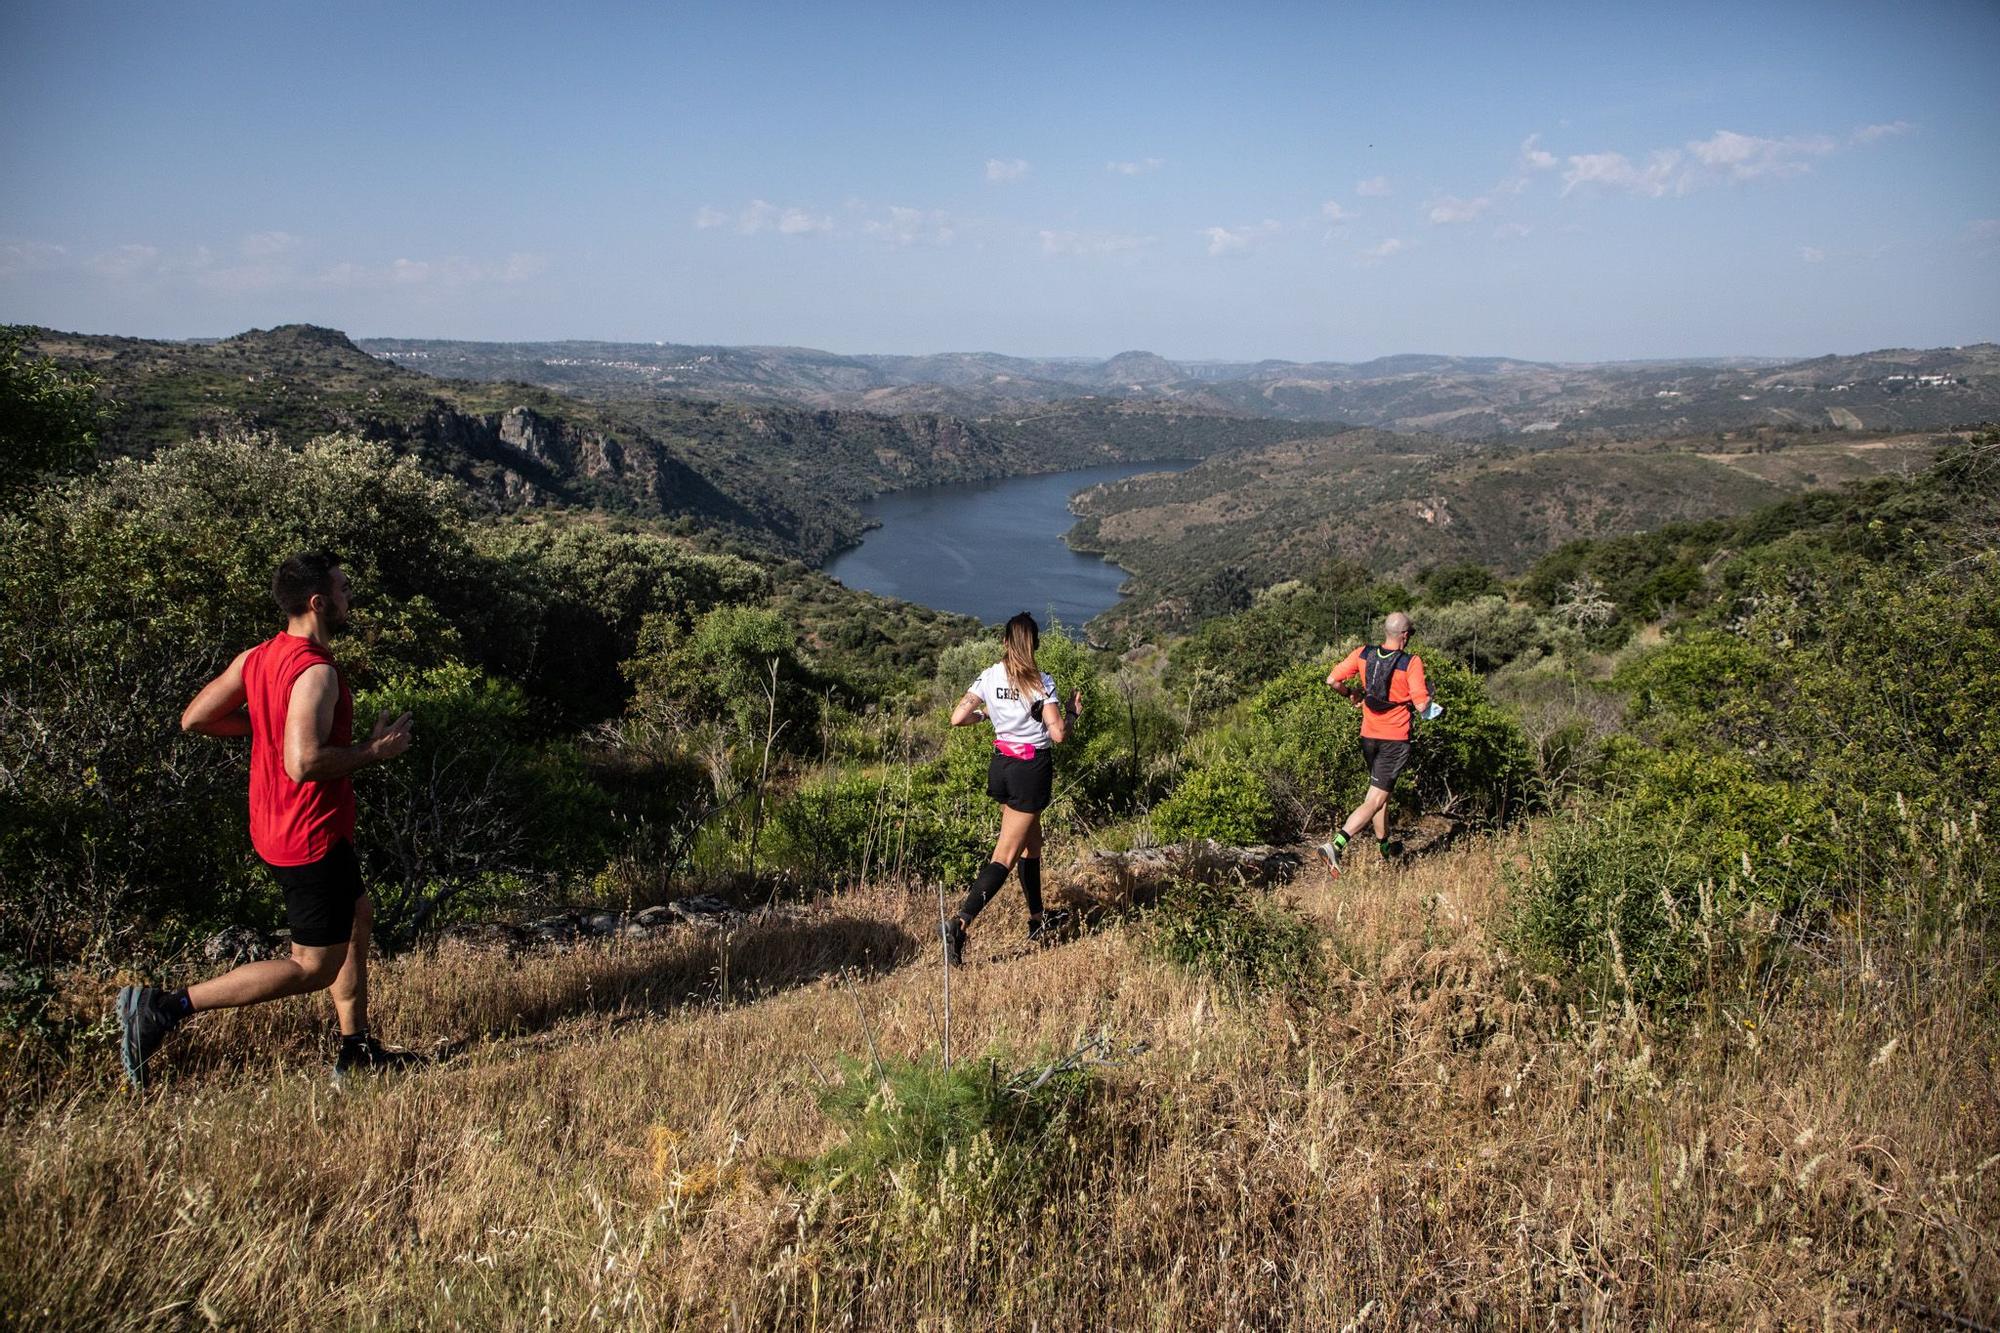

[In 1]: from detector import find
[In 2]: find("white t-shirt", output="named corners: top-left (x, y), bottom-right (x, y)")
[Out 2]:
top-left (970, 662), bottom-right (1058, 748)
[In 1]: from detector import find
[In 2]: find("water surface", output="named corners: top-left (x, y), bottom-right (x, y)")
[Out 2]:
top-left (826, 462), bottom-right (1190, 625)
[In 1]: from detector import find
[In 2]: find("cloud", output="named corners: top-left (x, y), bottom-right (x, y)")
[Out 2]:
top-left (985, 157), bottom-right (1030, 183)
top-left (1686, 129), bottom-right (1836, 181)
top-left (1107, 157), bottom-right (1164, 175)
top-left (1427, 193), bottom-right (1492, 224)
top-left (1559, 128), bottom-right (1844, 198)
top-left (86, 244), bottom-right (161, 279)
top-left (694, 206), bottom-right (729, 229)
top-left (1320, 201), bottom-right (1352, 223)
top-left (1494, 221), bottom-right (1532, 240)
top-left (1200, 220), bottom-right (1281, 255)
top-left (1562, 148), bottom-right (1684, 198)
top-left (0, 240), bottom-right (67, 277)
top-left (1356, 176), bottom-right (1392, 197)
top-left (736, 199), bottom-right (836, 235)
top-left (241, 230), bottom-right (302, 258)
top-left (1040, 229), bottom-right (1154, 256)
top-left (1520, 134), bottom-right (1557, 171)
top-left (1362, 237), bottom-right (1407, 261)
top-left (1801, 245), bottom-right (1827, 263)
top-left (863, 206), bottom-right (956, 247)
top-left (317, 251), bottom-right (548, 290)
top-left (1852, 120), bottom-right (1914, 144)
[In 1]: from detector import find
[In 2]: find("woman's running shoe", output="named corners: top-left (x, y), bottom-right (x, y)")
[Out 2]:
top-left (332, 1034), bottom-right (428, 1085)
top-left (940, 917), bottom-right (967, 967)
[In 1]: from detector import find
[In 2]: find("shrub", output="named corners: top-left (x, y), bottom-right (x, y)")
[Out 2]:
top-left (795, 1050), bottom-right (1093, 1202)
top-left (1147, 877), bottom-right (1322, 1002)
top-left (1417, 596), bottom-right (1555, 674)
top-left (1509, 803), bottom-right (1725, 1008)
top-left (0, 434), bottom-right (497, 960)
top-left (356, 663), bottom-right (613, 938)
top-left (1151, 759), bottom-right (1275, 846)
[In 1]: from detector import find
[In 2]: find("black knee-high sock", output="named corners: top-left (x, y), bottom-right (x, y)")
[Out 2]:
top-left (957, 860), bottom-right (1010, 926)
top-left (1017, 856), bottom-right (1044, 918)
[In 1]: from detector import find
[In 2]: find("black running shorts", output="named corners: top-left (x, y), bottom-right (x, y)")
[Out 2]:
top-left (1360, 738), bottom-right (1412, 792)
top-left (262, 839), bottom-right (364, 947)
top-left (987, 749), bottom-right (1055, 813)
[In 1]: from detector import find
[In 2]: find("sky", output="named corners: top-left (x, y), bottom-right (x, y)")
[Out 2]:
top-left (2, 0), bottom-right (1996, 362)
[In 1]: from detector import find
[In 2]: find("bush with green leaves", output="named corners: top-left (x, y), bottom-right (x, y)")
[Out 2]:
top-left (355, 663), bottom-right (613, 938)
top-left (625, 603), bottom-right (826, 753)
top-left (0, 434), bottom-right (499, 960)
top-left (1147, 876), bottom-right (1322, 1002)
top-left (0, 329), bottom-right (102, 503)
top-left (790, 1049), bottom-right (1093, 1207)
top-left (1508, 803), bottom-right (1727, 1008)
top-left (1416, 596), bottom-right (1559, 674)
top-left (1151, 758), bottom-right (1275, 846)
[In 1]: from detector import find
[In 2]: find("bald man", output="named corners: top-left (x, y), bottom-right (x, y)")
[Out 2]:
top-left (1317, 612), bottom-right (1437, 876)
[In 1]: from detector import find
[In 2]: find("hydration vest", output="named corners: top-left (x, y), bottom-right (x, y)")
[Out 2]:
top-left (1360, 644), bottom-right (1412, 717)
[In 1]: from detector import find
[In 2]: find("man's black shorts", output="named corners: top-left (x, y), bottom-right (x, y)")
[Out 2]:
top-left (262, 839), bottom-right (364, 947)
top-left (1360, 738), bottom-right (1412, 792)
top-left (987, 749), bottom-right (1055, 813)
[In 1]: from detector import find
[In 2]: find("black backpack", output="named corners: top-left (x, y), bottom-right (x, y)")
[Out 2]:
top-left (1360, 645), bottom-right (1411, 716)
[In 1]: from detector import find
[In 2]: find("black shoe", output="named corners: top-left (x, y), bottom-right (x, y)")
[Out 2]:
top-left (115, 985), bottom-right (180, 1088)
top-left (940, 917), bottom-right (967, 967)
top-left (333, 1035), bottom-right (428, 1085)
top-left (1027, 910), bottom-right (1072, 945)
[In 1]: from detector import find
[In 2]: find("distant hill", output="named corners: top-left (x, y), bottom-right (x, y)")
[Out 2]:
top-left (23, 325), bottom-right (1330, 563)
top-left (1067, 424), bottom-right (1957, 637)
top-left (356, 336), bottom-right (2000, 439)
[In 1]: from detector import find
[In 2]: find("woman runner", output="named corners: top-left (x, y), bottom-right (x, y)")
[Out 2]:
top-left (943, 612), bottom-right (1081, 965)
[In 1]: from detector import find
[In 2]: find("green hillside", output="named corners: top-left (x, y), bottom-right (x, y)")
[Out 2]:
top-left (1070, 425), bottom-right (1947, 637)
top-left (24, 324), bottom-right (1328, 564)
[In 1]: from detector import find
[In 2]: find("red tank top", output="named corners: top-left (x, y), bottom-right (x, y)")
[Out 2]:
top-left (243, 631), bottom-right (356, 866)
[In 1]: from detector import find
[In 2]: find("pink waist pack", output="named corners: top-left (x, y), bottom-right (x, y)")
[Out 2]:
top-left (994, 740), bottom-right (1038, 761)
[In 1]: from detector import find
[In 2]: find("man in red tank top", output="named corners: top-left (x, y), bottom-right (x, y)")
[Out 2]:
top-left (115, 553), bottom-right (421, 1087)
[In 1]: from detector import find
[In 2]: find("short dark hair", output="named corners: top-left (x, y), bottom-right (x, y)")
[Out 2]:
top-left (272, 551), bottom-right (342, 618)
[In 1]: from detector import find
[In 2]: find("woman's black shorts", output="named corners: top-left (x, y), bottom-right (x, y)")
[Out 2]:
top-left (261, 839), bottom-right (364, 947)
top-left (987, 749), bottom-right (1055, 813)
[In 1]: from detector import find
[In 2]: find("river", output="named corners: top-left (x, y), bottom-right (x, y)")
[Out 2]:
top-left (824, 461), bottom-right (1191, 626)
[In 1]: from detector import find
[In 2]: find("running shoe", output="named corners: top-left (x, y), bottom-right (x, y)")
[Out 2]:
top-left (1027, 910), bottom-right (1073, 945)
top-left (1315, 842), bottom-right (1343, 879)
top-left (940, 917), bottom-right (967, 967)
top-left (115, 984), bottom-right (180, 1088)
top-left (332, 1035), bottom-right (428, 1085)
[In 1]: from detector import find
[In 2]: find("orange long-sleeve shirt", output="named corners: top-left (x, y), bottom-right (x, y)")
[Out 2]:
top-left (1329, 646), bottom-right (1430, 741)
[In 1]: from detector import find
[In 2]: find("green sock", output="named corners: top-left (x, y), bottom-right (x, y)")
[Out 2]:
top-left (1378, 838), bottom-right (1391, 857)
top-left (1332, 832), bottom-right (1349, 850)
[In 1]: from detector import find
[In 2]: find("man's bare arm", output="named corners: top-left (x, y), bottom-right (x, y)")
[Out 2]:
top-left (181, 650), bottom-right (253, 737)
top-left (283, 664), bottom-right (413, 783)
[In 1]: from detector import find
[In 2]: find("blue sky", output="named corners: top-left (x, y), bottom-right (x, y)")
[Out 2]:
top-left (2, 0), bottom-right (1995, 360)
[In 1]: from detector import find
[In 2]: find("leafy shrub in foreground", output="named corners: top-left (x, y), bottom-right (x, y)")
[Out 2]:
top-left (795, 1050), bottom-right (1092, 1202)
top-left (1148, 877), bottom-right (1322, 1002)
top-left (1509, 803), bottom-right (1741, 1008)
top-left (1151, 759), bottom-right (1275, 846)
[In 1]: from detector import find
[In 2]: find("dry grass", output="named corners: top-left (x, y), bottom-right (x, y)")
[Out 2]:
top-left (2, 837), bottom-right (1995, 1329)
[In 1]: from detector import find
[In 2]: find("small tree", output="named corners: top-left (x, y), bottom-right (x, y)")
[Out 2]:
top-left (0, 329), bottom-right (102, 504)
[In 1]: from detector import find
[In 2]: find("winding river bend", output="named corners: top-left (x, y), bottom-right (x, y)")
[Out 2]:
top-left (825, 461), bottom-right (1191, 626)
